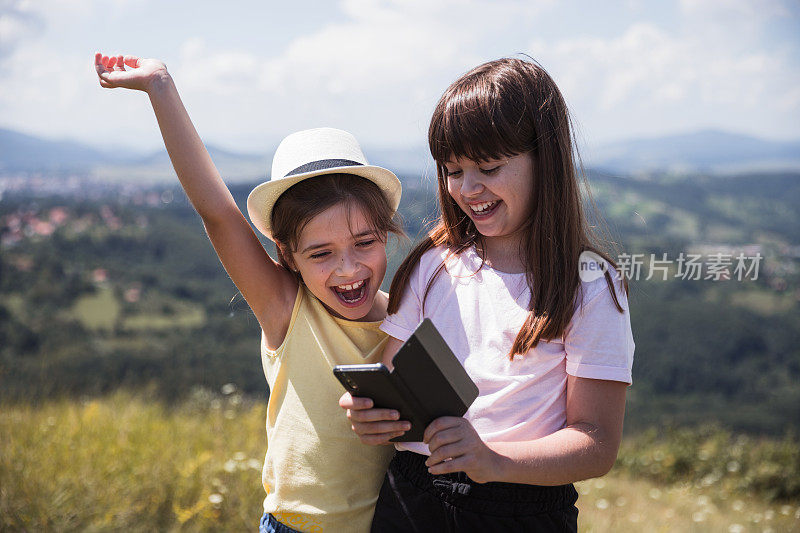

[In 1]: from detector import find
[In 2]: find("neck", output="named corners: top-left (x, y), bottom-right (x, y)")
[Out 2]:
top-left (363, 290), bottom-right (389, 321)
top-left (478, 232), bottom-right (527, 274)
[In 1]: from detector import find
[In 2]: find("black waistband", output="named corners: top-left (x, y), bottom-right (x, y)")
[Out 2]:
top-left (390, 451), bottom-right (578, 513)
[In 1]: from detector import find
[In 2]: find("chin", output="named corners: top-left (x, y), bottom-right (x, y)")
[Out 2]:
top-left (325, 294), bottom-right (373, 320)
top-left (337, 304), bottom-right (372, 321)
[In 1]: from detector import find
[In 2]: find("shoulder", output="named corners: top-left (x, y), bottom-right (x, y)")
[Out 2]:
top-left (423, 244), bottom-right (478, 270)
top-left (419, 244), bottom-right (452, 266)
top-left (415, 245), bottom-right (474, 283)
top-left (576, 256), bottom-right (628, 311)
top-left (411, 245), bottom-right (449, 279)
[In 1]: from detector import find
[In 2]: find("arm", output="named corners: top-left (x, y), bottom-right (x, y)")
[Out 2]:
top-left (94, 53), bottom-right (296, 345)
top-left (424, 376), bottom-right (627, 484)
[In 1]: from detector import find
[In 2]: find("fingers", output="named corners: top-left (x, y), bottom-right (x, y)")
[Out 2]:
top-left (347, 410), bottom-right (410, 445)
top-left (426, 442), bottom-right (464, 467)
top-left (425, 427), bottom-right (462, 454)
top-left (351, 419), bottom-right (410, 436)
top-left (94, 52), bottom-right (106, 76)
top-left (95, 52), bottom-right (113, 88)
top-left (348, 410), bottom-right (409, 440)
top-left (427, 455), bottom-right (467, 476)
top-left (338, 392), bottom-right (373, 410)
top-left (94, 52), bottom-right (132, 72)
top-left (347, 407), bottom-right (400, 423)
top-left (339, 391), bottom-right (409, 444)
top-left (423, 416), bottom-right (464, 443)
top-left (349, 417), bottom-right (409, 445)
top-left (354, 430), bottom-right (406, 446)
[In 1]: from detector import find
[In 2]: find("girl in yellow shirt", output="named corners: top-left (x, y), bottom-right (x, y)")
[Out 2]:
top-left (94, 52), bottom-right (404, 533)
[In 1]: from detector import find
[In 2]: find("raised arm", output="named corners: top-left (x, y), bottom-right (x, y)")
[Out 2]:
top-left (94, 53), bottom-right (296, 346)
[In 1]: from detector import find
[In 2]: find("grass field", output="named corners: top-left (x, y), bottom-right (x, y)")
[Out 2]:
top-left (1, 391), bottom-right (798, 532)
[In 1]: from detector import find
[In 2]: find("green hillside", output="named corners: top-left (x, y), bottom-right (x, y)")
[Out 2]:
top-left (1, 171), bottom-right (798, 435)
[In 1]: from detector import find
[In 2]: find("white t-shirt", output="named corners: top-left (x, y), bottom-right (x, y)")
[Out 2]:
top-left (380, 245), bottom-right (635, 455)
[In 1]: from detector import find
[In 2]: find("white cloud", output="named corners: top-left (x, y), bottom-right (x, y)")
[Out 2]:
top-left (529, 4), bottom-right (800, 143)
top-left (168, 0), bottom-right (555, 148)
top-left (0, 0), bottom-right (44, 64)
top-left (679, 0), bottom-right (789, 19)
top-left (0, 0), bottom-right (797, 152)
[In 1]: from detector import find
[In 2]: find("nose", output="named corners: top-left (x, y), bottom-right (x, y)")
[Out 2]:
top-left (459, 169), bottom-right (484, 197)
top-left (336, 251), bottom-right (360, 277)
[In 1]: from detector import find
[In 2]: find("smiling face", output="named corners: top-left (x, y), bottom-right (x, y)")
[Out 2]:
top-left (289, 202), bottom-right (388, 321)
top-left (444, 152), bottom-right (535, 248)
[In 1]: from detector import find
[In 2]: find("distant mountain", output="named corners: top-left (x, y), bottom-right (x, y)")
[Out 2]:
top-left (114, 143), bottom-right (269, 183)
top-left (365, 146), bottom-right (432, 179)
top-left (3, 127), bottom-right (799, 180)
top-left (0, 127), bottom-right (269, 183)
top-left (591, 129), bottom-right (800, 174)
top-left (133, 143), bottom-right (265, 167)
top-left (0, 126), bottom-right (430, 184)
top-left (0, 128), bottom-right (131, 172)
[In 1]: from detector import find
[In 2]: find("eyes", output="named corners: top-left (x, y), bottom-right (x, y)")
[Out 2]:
top-left (444, 163), bottom-right (503, 178)
top-left (308, 238), bottom-right (379, 260)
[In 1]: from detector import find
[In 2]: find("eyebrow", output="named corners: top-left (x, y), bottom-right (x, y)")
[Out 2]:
top-left (300, 230), bottom-right (376, 254)
top-left (444, 158), bottom-right (508, 166)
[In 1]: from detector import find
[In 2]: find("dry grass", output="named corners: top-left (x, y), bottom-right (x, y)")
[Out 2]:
top-left (1, 391), bottom-right (798, 532)
top-left (576, 474), bottom-right (799, 532)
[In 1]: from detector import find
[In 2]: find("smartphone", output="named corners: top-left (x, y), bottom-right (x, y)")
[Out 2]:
top-left (333, 363), bottom-right (424, 442)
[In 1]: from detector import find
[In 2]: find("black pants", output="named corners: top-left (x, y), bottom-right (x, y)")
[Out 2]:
top-left (371, 451), bottom-right (579, 533)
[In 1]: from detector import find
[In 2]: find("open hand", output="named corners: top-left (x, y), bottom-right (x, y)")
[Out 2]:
top-left (339, 392), bottom-right (411, 445)
top-left (94, 52), bottom-right (168, 92)
top-left (423, 417), bottom-right (503, 483)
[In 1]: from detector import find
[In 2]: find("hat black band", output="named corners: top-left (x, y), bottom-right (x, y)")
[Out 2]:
top-left (285, 159), bottom-right (364, 177)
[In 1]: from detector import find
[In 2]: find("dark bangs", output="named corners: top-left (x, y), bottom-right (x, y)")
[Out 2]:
top-left (429, 61), bottom-right (538, 166)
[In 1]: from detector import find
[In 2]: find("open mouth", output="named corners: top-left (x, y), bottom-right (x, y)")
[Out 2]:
top-left (331, 278), bottom-right (370, 307)
top-left (468, 200), bottom-right (500, 219)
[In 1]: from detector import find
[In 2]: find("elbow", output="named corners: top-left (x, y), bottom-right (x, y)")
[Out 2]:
top-left (581, 447), bottom-right (618, 481)
top-left (572, 421), bottom-right (622, 479)
top-left (594, 434), bottom-right (622, 478)
top-left (595, 450), bottom-right (618, 477)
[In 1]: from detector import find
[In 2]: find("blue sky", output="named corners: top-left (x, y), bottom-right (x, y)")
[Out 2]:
top-left (1, 0), bottom-right (798, 156)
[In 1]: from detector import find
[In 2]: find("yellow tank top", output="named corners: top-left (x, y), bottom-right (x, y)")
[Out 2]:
top-left (260, 284), bottom-right (395, 533)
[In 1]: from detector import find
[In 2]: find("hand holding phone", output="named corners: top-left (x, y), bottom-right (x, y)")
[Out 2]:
top-left (334, 319), bottom-right (479, 443)
top-left (338, 388), bottom-right (411, 445)
top-left (334, 364), bottom-right (425, 442)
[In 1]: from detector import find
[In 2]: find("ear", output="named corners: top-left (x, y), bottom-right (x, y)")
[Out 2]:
top-left (276, 243), bottom-right (298, 272)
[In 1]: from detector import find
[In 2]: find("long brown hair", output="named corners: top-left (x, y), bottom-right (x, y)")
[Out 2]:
top-left (271, 173), bottom-right (404, 278)
top-left (388, 57), bottom-right (628, 359)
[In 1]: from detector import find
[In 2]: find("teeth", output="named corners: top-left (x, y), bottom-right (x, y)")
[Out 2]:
top-left (470, 201), bottom-right (497, 213)
top-left (337, 279), bottom-right (365, 291)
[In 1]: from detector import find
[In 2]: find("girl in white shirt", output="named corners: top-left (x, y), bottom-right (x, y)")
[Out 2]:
top-left (340, 57), bottom-right (635, 532)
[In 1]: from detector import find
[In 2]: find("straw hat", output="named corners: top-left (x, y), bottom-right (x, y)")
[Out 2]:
top-left (247, 128), bottom-right (402, 240)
